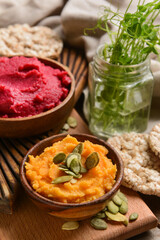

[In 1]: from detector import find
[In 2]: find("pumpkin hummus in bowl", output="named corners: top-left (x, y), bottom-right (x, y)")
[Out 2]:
top-left (20, 134), bottom-right (123, 221)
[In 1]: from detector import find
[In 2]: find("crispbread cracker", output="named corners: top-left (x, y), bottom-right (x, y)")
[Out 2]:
top-left (0, 24), bottom-right (63, 58)
top-left (149, 123), bottom-right (160, 157)
top-left (108, 133), bottom-right (160, 196)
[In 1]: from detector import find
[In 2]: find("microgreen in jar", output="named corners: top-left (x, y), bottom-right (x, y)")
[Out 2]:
top-left (85, 0), bottom-right (160, 138)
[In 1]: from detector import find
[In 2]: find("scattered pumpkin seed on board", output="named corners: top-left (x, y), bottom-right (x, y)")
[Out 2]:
top-left (119, 201), bottom-right (128, 215)
top-left (67, 116), bottom-right (77, 128)
top-left (112, 194), bottom-right (123, 206)
top-left (107, 200), bottom-right (119, 214)
top-left (117, 190), bottom-right (128, 202)
top-left (59, 190), bottom-right (138, 231)
top-left (90, 218), bottom-right (108, 230)
top-left (129, 212), bottom-right (139, 221)
top-left (62, 221), bottom-right (79, 230)
top-left (105, 211), bottom-right (128, 226)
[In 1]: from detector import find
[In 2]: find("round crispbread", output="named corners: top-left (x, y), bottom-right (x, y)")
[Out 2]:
top-left (149, 123), bottom-right (160, 157)
top-left (0, 24), bottom-right (63, 58)
top-left (108, 133), bottom-right (160, 197)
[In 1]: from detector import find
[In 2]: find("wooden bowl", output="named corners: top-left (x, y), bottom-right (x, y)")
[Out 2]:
top-left (20, 133), bottom-right (124, 221)
top-left (0, 57), bottom-right (75, 138)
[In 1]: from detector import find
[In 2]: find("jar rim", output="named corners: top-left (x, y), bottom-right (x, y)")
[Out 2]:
top-left (96, 44), bottom-right (150, 68)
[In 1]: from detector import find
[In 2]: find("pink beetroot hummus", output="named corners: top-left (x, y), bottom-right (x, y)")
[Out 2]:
top-left (0, 56), bottom-right (71, 118)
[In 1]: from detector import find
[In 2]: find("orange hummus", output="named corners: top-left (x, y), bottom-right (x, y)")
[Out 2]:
top-left (25, 135), bottom-right (117, 203)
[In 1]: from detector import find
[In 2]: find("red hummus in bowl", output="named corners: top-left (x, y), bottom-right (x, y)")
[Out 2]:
top-left (0, 56), bottom-right (71, 118)
top-left (0, 56), bottom-right (75, 138)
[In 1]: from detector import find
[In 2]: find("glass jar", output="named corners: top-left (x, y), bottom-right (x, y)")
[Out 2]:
top-left (88, 45), bottom-right (154, 139)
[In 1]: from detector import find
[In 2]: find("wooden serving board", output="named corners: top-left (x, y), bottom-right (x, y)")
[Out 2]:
top-left (0, 109), bottom-right (158, 240)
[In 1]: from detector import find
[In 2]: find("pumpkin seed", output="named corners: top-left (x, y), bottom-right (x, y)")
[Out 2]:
top-left (119, 201), bottom-right (128, 215)
top-left (58, 164), bottom-right (68, 171)
top-left (95, 212), bottom-right (106, 219)
top-left (62, 123), bottom-right (70, 131)
top-left (117, 190), bottom-right (128, 203)
top-left (65, 170), bottom-right (81, 178)
top-left (70, 178), bottom-right (77, 184)
top-left (58, 167), bottom-right (68, 171)
top-left (72, 143), bottom-right (84, 154)
top-left (90, 218), bottom-right (107, 230)
top-left (69, 159), bottom-right (81, 174)
top-left (80, 166), bottom-right (88, 173)
top-left (129, 212), bottom-right (139, 221)
top-left (105, 211), bottom-right (128, 226)
top-left (112, 194), bottom-right (123, 206)
top-left (66, 153), bottom-right (81, 168)
top-left (107, 200), bottom-right (119, 214)
top-left (67, 116), bottom-right (77, 128)
top-left (85, 152), bottom-right (99, 170)
top-left (53, 152), bottom-right (66, 164)
top-left (62, 221), bottom-right (79, 230)
top-left (52, 175), bottom-right (73, 184)
top-left (123, 219), bottom-right (129, 226)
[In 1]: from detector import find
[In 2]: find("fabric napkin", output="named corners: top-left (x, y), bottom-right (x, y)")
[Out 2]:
top-left (0, 0), bottom-right (159, 129)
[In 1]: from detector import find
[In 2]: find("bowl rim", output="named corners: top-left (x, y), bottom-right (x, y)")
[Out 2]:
top-left (0, 56), bottom-right (75, 121)
top-left (20, 133), bottom-right (124, 208)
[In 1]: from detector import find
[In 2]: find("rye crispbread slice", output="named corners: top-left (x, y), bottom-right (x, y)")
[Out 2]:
top-left (108, 133), bottom-right (160, 197)
top-left (149, 123), bottom-right (160, 158)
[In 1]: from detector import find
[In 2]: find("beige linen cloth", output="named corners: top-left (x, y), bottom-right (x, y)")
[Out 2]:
top-left (0, 0), bottom-right (160, 130)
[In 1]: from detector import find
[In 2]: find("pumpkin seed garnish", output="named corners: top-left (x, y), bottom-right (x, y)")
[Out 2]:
top-left (129, 212), bottom-right (139, 221)
top-left (62, 221), bottom-right (79, 230)
top-left (85, 152), bottom-right (99, 170)
top-left (65, 170), bottom-right (81, 178)
top-left (51, 175), bottom-right (73, 184)
top-left (72, 143), bottom-right (84, 154)
top-left (58, 164), bottom-right (68, 171)
top-left (90, 218), bottom-right (107, 230)
top-left (69, 159), bottom-right (81, 174)
top-left (107, 200), bottom-right (119, 214)
top-left (66, 153), bottom-right (81, 168)
top-left (53, 153), bottom-right (66, 164)
top-left (119, 201), bottom-right (128, 215)
top-left (67, 116), bottom-right (77, 128)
